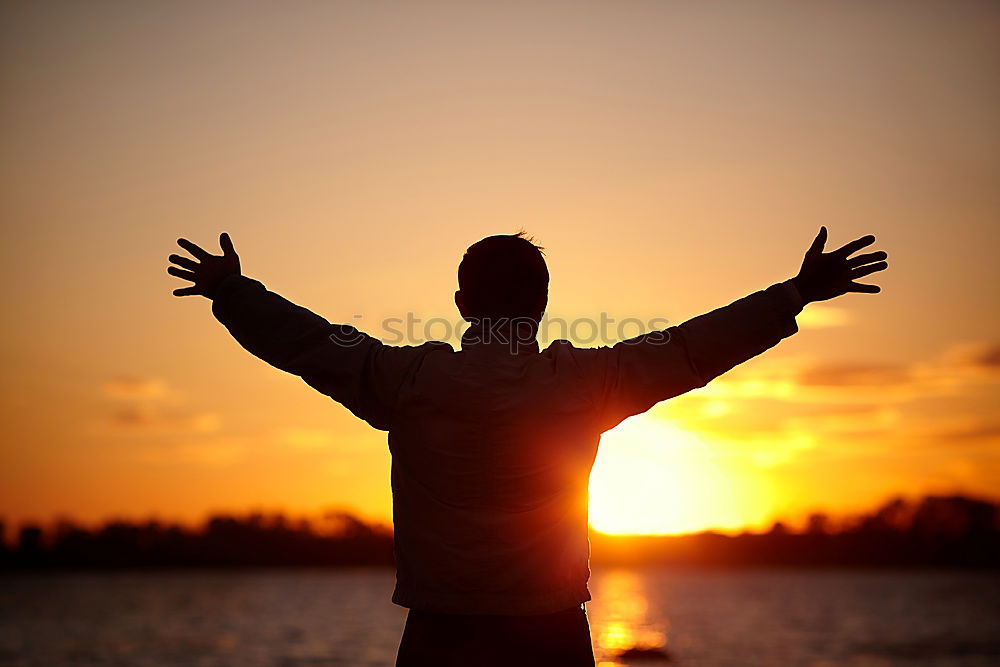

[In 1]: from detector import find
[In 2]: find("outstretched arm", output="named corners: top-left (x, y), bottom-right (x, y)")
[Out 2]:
top-left (594, 228), bottom-right (888, 428)
top-left (168, 233), bottom-right (366, 376)
top-left (678, 227), bottom-right (888, 382)
top-left (167, 234), bottom-right (430, 429)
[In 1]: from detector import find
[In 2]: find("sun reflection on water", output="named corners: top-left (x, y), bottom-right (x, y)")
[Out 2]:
top-left (588, 569), bottom-right (670, 665)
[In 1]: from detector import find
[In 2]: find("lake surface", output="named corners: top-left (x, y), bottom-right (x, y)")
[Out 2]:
top-left (1, 568), bottom-right (998, 666)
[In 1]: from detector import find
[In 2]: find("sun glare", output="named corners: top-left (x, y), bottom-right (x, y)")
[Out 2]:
top-left (588, 414), bottom-right (761, 535)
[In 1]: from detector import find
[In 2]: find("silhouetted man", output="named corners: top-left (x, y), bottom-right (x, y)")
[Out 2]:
top-left (168, 228), bottom-right (887, 666)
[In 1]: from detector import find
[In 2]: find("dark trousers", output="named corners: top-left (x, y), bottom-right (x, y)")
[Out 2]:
top-left (395, 604), bottom-right (595, 667)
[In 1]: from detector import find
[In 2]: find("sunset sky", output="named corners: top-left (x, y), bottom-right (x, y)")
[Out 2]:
top-left (2, 1), bottom-right (998, 536)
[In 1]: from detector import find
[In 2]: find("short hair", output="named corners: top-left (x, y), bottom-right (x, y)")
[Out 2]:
top-left (458, 232), bottom-right (549, 321)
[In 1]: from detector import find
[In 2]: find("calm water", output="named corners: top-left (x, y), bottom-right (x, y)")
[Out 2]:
top-left (1, 568), bottom-right (998, 666)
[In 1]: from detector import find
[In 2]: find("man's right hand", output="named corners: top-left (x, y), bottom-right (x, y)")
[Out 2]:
top-left (792, 227), bottom-right (888, 304)
top-left (168, 233), bottom-right (242, 299)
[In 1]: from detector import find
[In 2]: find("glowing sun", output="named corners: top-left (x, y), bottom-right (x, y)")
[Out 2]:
top-left (588, 413), bottom-right (755, 535)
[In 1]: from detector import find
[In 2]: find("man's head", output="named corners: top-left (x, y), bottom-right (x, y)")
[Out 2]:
top-left (455, 232), bottom-right (549, 325)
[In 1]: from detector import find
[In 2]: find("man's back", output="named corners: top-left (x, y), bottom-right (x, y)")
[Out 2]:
top-left (390, 340), bottom-right (602, 614)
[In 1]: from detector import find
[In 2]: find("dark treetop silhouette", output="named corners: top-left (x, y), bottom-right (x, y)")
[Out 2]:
top-left (168, 228), bottom-right (887, 666)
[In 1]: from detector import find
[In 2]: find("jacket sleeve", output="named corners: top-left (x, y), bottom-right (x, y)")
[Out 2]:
top-left (591, 281), bottom-right (802, 431)
top-left (211, 275), bottom-right (434, 430)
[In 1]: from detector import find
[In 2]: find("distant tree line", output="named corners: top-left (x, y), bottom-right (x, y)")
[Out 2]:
top-left (593, 495), bottom-right (1000, 568)
top-left (0, 512), bottom-right (394, 569)
top-left (2, 495), bottom-right (997, 569)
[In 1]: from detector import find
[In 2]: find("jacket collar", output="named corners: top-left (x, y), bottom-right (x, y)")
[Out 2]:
top-left (460, 321), bottom-right (540, 356)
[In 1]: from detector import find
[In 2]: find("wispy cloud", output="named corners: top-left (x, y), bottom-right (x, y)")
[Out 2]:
top-left (103, 376), bottom-right (170, 400)
top-left (899, 415), bottom-right (1000, 447)
top-left (942, 341), bottom-right (1000, 376)
top-left (100, 376), bottom-right (220, 436)
top-left (797, 363), bottom-right (913, 389)
top-left (708, 341), bottom-right (1000, 403)
top-left (110, 405), bottom-right (221, 435)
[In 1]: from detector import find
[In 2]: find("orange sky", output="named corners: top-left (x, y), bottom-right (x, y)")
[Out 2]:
top-left (1, 1), bottom-right (998, 535)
